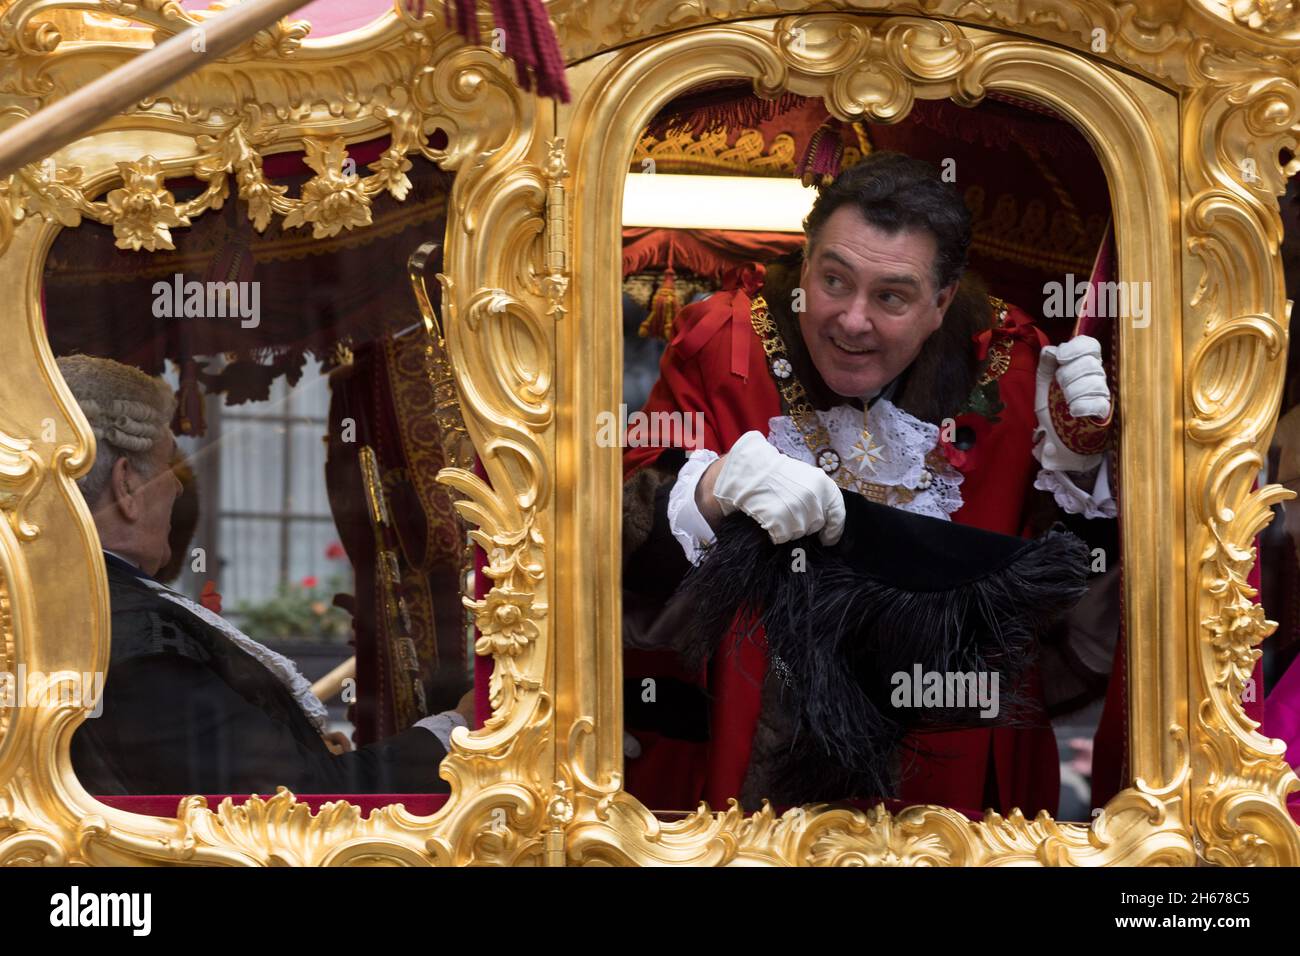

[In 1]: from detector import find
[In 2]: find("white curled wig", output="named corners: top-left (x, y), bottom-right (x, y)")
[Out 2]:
top-left (55, 354), bottom-right (176, 507)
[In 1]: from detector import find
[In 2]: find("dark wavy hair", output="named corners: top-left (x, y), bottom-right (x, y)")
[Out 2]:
top-left (802, 151), bottom-right (973, 293)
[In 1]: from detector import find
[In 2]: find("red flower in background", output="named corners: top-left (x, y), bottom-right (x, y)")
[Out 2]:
top-left (325, 541), bottom-right (345, 560)
top-left (300, 575), bottom-right (319, 589)
top-left (199, 580), bottom-right (222, 615)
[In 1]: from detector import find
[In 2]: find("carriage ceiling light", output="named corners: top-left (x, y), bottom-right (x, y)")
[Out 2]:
top-left (622, 173), bottom-right (814, 233)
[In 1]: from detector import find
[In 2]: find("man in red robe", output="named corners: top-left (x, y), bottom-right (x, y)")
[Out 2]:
top-left (621, 151), bottom-right (1114, 816)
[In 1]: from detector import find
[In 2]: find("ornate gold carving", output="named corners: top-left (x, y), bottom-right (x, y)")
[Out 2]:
top-left (543, 138), bottom-right (569, 321)
top-left (556, 9), bottom-right (1232, 866)
top-left (101, 155), bottom-right (190, 250)
top-left (445, 424), bottom-right (549, 729)
top-left (3, 119), bottom-right (442, 253)
top-left (0, 569), bottom-right (12, 748)
top-left (1180, 36), bottom-right (1300, 863)
top-left (1225, 0), bottom-right (1300, 35)
top-left (0, 0), bottom-right (1295, 867)
top-left (632, 126), bottom-right (803, 176)
top-left (0, 430), bottom-right (45, 541)
top-left (549, 0), bottom-right (1300, 80)
top-left (0, 10), bottom-right (558, 867)
top-left (282, 138), bottom-right (373, 238)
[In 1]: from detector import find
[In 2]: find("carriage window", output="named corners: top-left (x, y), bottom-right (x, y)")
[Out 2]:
top-left (618, 85), bottom-right (1126, 822)
top-left (46, 147), bottom-right (476, 808)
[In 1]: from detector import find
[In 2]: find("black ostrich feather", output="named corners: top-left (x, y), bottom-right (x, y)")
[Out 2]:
top-left (676, 489), bottom-right (1091, 803)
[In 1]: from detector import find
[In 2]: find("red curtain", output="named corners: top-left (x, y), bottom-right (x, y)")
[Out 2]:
top-left (622, 227), bottom-right (802, 279)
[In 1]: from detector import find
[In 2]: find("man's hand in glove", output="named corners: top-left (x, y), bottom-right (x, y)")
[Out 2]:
top-left (694, 430), bottom-right (846, 545)
top-left (1034, 334), bottom-right (1111, 472)
top-left (1044, 335), bottom-right (1110, 420)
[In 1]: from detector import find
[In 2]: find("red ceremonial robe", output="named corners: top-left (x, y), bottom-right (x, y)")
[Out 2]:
top-left (623, 263), bottom-right (1061, 817)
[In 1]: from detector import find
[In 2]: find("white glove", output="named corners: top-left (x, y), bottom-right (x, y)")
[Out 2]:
top-left (1034, 336), bottom-right (1108, 473)
top-left (712, 431), bottom-right (846, 546)
top-left (1049, 335), bottom-right (1111, 420)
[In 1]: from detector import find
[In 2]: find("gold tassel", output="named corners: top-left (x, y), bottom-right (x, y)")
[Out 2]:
top-left (640, 266), bottom-right (680, 341)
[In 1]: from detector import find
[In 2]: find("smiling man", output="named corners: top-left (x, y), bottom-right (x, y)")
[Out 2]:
top-left (621, 151), bottom-right (1115, 814)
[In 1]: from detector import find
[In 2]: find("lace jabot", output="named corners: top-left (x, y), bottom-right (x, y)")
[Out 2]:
top-left (765, 399), bottom-right (964, 520)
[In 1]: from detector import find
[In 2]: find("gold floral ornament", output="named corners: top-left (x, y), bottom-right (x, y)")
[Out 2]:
top-left (449, 506), bottom-right (547, 728)
top-left (282, 138), bottom-right (373, 239)
top-left (1229, 0), bottom-right (1300, 34)
top-left (1205, 592), bottom-right (1269, 697)
top-left (475, 584), bottom-right (542, 658)
top-left (468, 536), bottom-right (546, 726)
top-left (102, 156), bottom-right (190, 251)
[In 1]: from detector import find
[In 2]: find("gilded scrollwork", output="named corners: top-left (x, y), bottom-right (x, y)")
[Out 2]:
top-left (1181, 45), bottom-right (1300, 865)
top-left (0, 0), bottom-right (1296, 867)
top-left (0, 1), bottom-right (558, 868)
top-left (547, 0), bottom-right (1300, 80)
top-left (556, 10), bottom-right (1212, 866)
top-left (0, 430), bottom-right (45, 542)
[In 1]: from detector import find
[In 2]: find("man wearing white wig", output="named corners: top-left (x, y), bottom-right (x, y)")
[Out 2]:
top-left (61, 354), bottom-right (465, 795)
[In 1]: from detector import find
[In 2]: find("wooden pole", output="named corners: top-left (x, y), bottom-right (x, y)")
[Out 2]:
top-left (0, 0), bottom-right (316, 178)
top-left (311, 656), bottom-right (356, 702)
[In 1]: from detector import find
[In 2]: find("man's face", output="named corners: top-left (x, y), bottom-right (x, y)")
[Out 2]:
top-left (133, 433), bottom-right (183, 575)
top-left (797, 205), bottom-right (957, 399)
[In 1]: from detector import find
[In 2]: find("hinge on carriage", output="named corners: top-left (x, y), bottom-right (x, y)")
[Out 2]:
top-left (543, 137), bottom-right (569, 321)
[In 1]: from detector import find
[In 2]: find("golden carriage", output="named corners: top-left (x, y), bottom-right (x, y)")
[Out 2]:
top-left (0, 0), bottom-right (1297, 866)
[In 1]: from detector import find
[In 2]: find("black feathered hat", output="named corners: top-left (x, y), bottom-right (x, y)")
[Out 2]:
top-left (677, 489), bottom-right (1091, 805)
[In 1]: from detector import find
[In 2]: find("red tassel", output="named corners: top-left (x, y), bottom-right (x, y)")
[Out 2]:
top-left (488, 0), bottom-right (569, 102)
top-left (640, 266), bottom-right (679, 341)
top-left (431, 0), bottom-right (568, 101)
top-left (796, 117), bottom-right (845, 188)
top-left (452, 0), bottom-right (480, 45)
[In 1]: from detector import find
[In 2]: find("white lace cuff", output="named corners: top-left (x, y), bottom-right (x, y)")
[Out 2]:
top-left (414, 710), bottom-right (468, 751)
top-left (1034, 455), bottom-right (1117, 520)
top-left (668, 448), bottom-right (720, 566)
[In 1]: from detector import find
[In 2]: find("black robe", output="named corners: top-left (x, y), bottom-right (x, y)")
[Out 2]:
top-left (71, 554), bottom-right (450, 796)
